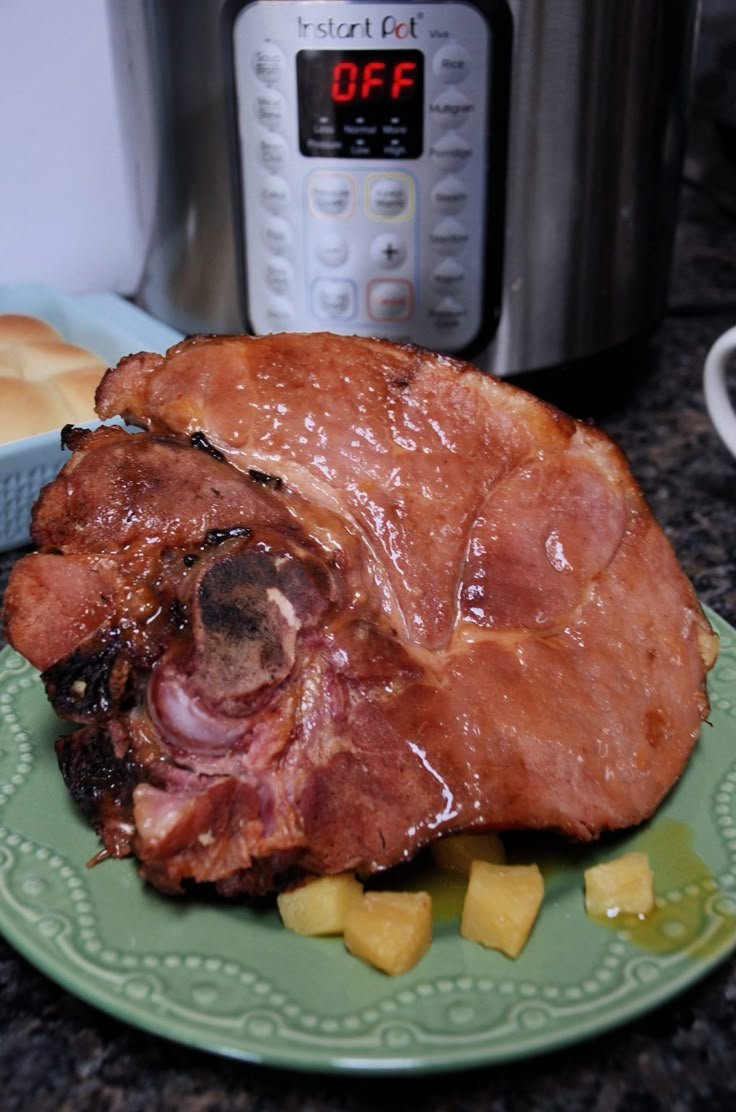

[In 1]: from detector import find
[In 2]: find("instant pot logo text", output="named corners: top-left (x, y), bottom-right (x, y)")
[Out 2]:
top-left (296, 14), bottom-right (419, 39)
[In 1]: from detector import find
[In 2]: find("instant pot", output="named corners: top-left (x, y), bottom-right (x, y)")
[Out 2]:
top-left (121, 0), bottom-right (699, 376)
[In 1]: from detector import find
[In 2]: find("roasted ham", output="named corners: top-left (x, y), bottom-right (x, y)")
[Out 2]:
top-left (3, 333), bottom-right (717, 897)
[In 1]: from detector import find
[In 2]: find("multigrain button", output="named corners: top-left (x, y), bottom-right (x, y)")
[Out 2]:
top-left (367, 175), bottom-right (413, 220)
top-left (431, 217), bottom-right (470, 255)
top-left (254, 89), bottom-right (286, 131)
top-left (308, 173), bottom-right (354, 217)
top-left (260, 177), bottom-right (290, 214)
top-left (370, 233), bottom-right (407, 269)
top-left (264, 217), bottom-right (292, 254)
top-left (429, 132), bottom-right (473, 172)
top-left (252, 42), bottom-right (285, 85)
top-left (316, 232), bottom-right (349, 267)
top-left (428, 88), bottom-right (474, 130)
top-left (313, 279), bottom-right (356, 320)
top-left (431, 176), bottom-right (469, 214)
top-left (367, 280), bottom-right (413, 321)
top-left (432, 44), bottom-right (471, 85)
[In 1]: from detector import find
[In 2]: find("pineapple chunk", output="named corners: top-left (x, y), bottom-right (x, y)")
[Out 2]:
top-left (584, 852), bottom-right (654, 919)
top-left (277, 873), bottom-right (363, 936)
top-left (430, 831), bottom-right (506, 874)
top-left (460, 861), bottom-right (544, 959)
top-left (344, 890), bottom-right (432, 975)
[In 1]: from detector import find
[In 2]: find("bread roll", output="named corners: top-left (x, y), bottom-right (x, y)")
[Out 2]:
top-left (0, 313), bottom-right (108, 443)
top-left (0, 379), bottom-right (69, 444)
top-left (0, 314), bottom-right (60, 351)
top-left (53, 369), bottom-right (104, 422)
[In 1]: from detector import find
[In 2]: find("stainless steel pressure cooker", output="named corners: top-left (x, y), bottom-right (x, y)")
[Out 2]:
top-left (120, 0), bottom-right (699, 376)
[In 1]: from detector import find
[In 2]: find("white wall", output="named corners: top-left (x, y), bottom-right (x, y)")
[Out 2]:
top-left (0, 0), bottom-right (144, 294)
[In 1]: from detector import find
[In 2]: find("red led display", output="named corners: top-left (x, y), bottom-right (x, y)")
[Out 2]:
top-left (330, 59), bottom-right (418, 102)
top-left (297, 49), bottom-right (424, 158)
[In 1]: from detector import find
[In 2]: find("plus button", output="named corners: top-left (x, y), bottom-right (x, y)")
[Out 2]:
top-left (370, 234), bottom-right (407, 270)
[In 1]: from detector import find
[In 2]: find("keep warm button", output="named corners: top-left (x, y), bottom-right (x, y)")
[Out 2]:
top-left (367, 279), bottom-right (413, 322)
top-left (367, 174), bottom-right (414, 221)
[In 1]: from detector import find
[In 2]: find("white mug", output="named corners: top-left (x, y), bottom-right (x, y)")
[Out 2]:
top-left (704, 325), bottom-right (736, 458)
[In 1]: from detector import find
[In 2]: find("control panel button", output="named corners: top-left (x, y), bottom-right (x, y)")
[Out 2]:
top-left (264, 217), bottom-right (292, 254)
top-left (432, 44), bottom-right (471, 85)
top-left (431, 217), bottom-right (470, 255)
top-left (432, 257), bottom-right (466, 293)
top-left (431, 176), bottom-right (469, 214)
top-left (258, 134), bottom-right (287, 173)
top-left (367, 174), bottom-right (414, 221)
top-left (266, 295), bottom-right (295, 326)
top-left (429, 132), bottom-right (473, 172)
top-left (429, 88), bottom-right (474, 130)
top-left (255, 89), bottom-right (286, 131)
top-left (370, 233), bottom-right (407, 269)
top-left (368, 280), bottom-right (413, 321)
top-left (316, 232), bottom-right (349, 267)
top-left (313, 279), bottom-right (356, 320)
top-left (260, 176), bottom-right (290, 214)
top-left (429, 296), bottom-right (467, 329)
top-left (308, 172), bottom-right (354, 217)
top-left (265, 257), bottom-right (294, 294)
top-left (252, 42), bottom-right (286, 85)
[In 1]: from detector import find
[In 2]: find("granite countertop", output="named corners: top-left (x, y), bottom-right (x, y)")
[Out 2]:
top-left (2, 28), bottom-right (736, 1112)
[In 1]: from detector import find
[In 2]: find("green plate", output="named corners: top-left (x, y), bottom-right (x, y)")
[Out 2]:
top-left (1, 609), bottom-right (736, 1074)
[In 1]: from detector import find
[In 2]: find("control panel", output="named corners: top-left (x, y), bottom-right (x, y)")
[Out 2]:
top-left (232, 1), bottom-right (501, 353)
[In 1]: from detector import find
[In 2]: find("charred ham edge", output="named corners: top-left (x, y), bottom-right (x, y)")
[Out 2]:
top-left (204, 525), bottom-right (252, 546)
top-left (190, 429), bottom-right (284, 492)
top-left (43, 640), bottom-right (136, 722)
top-left (190, 427), bottom-right (284, 489)
top-left (190, 429), bottom-right (225, 461)
top-left (248, 468), bottom-right (283, 490)
top-left (60, 423), bottom-right (90, 452)
top-left (56, 726), bottom-right (141, 859)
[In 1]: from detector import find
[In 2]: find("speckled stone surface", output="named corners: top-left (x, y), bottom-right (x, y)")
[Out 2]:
top-left (2, 22), bottom-right (736, 1112)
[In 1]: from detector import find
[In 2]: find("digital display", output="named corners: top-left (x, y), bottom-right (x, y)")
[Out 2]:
top-left (297, 50), bottom-right (424, 159)
top-left (328, 56), bottom-right (419, 103)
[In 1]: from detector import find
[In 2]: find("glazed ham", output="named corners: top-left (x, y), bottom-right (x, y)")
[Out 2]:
top-left (3, 333), bottom-right (717, 897)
